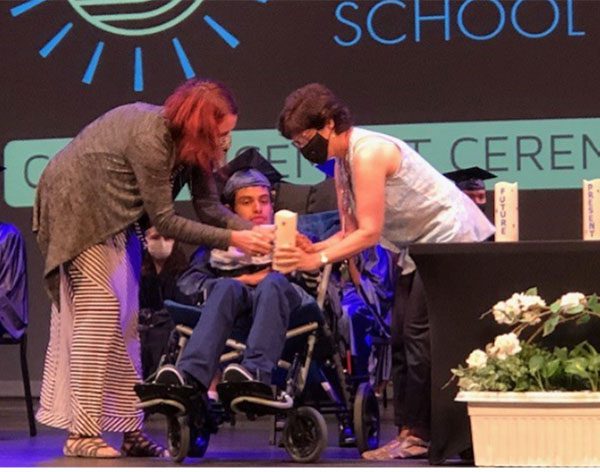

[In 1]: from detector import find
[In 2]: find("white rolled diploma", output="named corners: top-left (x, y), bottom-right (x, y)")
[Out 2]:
top-left (494, 182), bottom-right (519, 242)
top-left (273, 209), bottom-right (297, 271)
top-left (583, 179), bottom-right (600, 240)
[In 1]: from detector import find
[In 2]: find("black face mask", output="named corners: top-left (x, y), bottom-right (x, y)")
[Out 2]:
top-left (300, 133), bottom-right (329, 165)
top-left (477, 203), bottom-right (487, 213)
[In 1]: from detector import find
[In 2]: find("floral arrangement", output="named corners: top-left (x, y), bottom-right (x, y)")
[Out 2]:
top-left (451, 288), bottom-right (600, 392)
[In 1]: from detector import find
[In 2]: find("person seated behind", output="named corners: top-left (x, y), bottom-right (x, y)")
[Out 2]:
top-left (307, 162), bottom-right (396, 384)
top-left (443, 166), bottom-right (496, 213)
top-left (155, 168), bottom-right (317, 391)
top-left (336, 244), bottom-right (395, 382)
top-left (0, 222), bottom-right (28, 341)
top-left (139, 226), bottom-right (190, 380)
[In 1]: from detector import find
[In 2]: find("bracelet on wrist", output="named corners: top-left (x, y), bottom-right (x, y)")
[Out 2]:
top-left (319, 251), bottom-right (329, 266)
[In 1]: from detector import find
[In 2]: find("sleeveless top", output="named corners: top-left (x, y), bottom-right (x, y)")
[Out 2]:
top-left (338, 127), bottom-right (495, 254)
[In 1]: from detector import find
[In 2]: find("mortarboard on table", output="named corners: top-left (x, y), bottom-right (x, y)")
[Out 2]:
top-left (443, 166), bottom-right (496, 191)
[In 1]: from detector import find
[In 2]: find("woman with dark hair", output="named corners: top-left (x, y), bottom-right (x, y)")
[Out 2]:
top-left (275, 83), bottom-right (495, 460)
top-left (33, 79), bottom-right (272, 458)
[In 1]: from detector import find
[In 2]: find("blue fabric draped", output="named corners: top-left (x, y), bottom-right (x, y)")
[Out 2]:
top-left (0, 223), bottom-right (28, 340)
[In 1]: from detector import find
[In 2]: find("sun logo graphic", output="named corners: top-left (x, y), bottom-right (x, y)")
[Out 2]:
top-left (10, 0), bottom-right (268, 92)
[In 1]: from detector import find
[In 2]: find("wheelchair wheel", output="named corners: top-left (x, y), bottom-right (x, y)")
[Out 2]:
top-left (188, 426), bottom-right (210, 459)
top-left (282, 406), bottom-right (327, 463)
top-left (167, 414), bottom-right (210, 462)
top-left (353, 382), bottom-right (380, 454)
top-left (167, 415), bottom-right (190, 463)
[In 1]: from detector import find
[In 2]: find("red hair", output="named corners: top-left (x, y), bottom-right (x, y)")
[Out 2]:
top-left (163, 79), bottom-right (238, 170)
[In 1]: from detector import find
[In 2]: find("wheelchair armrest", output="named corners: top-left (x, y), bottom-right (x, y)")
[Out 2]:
top-left (316, 263), bottom-right (333, 310)
top-left (163, 299), bottom-right (202, 328)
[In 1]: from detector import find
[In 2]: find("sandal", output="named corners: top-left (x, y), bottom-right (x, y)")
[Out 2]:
top-left (397, 435), bottom-right (429, 459)
top-left (121, 430), bottom-right (169, 458)
top-left (361, 437), bottom-right (404, 460)
top-left (63, 434), bottom-right (121, 458)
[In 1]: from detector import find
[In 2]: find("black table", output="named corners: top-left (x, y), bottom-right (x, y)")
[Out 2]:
top-left (410, 241), bottom-right (600, 465)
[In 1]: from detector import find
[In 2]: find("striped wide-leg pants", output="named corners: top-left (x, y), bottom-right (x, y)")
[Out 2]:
top-left (36, 231), bottom-right (144, 435)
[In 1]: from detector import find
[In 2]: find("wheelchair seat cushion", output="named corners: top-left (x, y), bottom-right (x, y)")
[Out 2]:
top-left (163, 300), bottom-right (202, 327)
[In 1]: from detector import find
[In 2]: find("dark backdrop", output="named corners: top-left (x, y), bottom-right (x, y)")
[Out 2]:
top-left (0, 0), bottom-right (597, 392)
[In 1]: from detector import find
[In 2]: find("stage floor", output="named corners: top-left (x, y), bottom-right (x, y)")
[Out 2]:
top-left (0, 397), bottom-right (465, 467)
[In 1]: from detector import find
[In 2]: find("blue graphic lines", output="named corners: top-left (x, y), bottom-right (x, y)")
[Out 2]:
top-left (10, 0), bottom-right (267, 91)
top-left (134, 47), bottom-right (143, 92)
top-left (82, 41), bottom-right (105, 84)
top-left (39, 22), bottom-right (73, 58)
top-left (172, 37), bottom-right (196, 79)
top-left (203, 15), bottom-right (239, 48)
top-left (10, 0), bottom-right (47, 17)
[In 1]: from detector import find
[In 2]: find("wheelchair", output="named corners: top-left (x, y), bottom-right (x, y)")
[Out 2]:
top-left (134, 263), bottom-right (382, 463)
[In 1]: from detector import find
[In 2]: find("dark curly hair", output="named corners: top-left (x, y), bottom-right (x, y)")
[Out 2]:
top-left (277, 83), bottom-right (353, 139)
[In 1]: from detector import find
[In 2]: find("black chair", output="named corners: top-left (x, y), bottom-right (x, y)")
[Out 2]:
top-left (0, 331), bottom-right (36, 436)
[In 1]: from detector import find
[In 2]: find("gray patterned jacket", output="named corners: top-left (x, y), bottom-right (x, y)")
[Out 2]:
top-left (33, 102), bottom-right (251, 305)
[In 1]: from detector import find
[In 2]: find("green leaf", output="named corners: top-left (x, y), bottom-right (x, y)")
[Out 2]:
top-left (564, 357), bottom-right (589, 378)
top-left (526, 287), bottom-right (538, 296)
top-left (553, 347), bottom-right (568, 361)
top-left (543, 314), bottom-right (560, 337)
top-left (550, 301), bottom-right (562, 314)
top-left (565, 304), bottom-right (585, 315)
top-left (528, 355), bottom-right (545, 374)
top-left (588, 355), bottom-right (600, 372)
top-left (450, 368), bottom-right (464, 377)
top-left (543, 359), bottom-right (561, 378)
top-left (588, 294), bottom-right (600, 313)
top-left (576, 313), bottom-right (591, 325)
top-left (582, 341), bottom-right (598, 356)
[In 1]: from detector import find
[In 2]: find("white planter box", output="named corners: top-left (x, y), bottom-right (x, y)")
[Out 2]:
top-left (456, 391), bottom-right (600, 467)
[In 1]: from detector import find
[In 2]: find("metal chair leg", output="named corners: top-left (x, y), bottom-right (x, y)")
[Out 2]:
top-left (19, 334), bottom-right (37, 437)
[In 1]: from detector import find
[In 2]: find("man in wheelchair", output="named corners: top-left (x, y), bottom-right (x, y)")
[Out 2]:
top-left (135, 154), bottom-right (394, 462)
top-left (150, 166), bottom-right (320, 401)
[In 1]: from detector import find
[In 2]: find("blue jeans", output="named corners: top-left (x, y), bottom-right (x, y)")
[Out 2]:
top-left (177, 272), bottom-right (318, 389)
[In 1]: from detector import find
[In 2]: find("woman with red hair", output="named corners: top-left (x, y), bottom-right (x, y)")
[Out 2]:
top-left (33, 79), bottom-right (271, 458)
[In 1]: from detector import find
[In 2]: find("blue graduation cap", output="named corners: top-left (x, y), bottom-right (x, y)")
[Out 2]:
top-left (214, 148), bottom-right (284, 194)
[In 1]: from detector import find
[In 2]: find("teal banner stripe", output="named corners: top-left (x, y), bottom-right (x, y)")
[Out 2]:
top-left (4, 118), bottom-right (600, 208)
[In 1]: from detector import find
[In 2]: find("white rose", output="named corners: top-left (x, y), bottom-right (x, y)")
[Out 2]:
top-left (492, 301), bottom-right (511, 324)
top-left (485, 342), bottom-right (498, 357)
top-left (559, 292), bottom-right (586, 313)
top-left (493, 332), bottom-right (522, 360)
top-left (521, 310), bottom-right (542, 325)
top-left (466, 349), bottom-right (488, 369)
top-left (519, 294), bottom-right (546, 312)
top-left (505, 296), bottom-right (521, 316)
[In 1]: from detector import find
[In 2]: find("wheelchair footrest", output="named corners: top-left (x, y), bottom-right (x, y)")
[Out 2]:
top-left (134, 383), bottom-right (199, 416)
top-left (217, 381), bottom-right (293, 417)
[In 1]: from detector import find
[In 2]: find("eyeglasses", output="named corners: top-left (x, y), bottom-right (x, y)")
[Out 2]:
top-left (291, 129), bottom-right (317, 149)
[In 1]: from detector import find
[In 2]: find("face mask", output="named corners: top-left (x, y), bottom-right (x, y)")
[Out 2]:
top-left (477, 203), bottom-right (487, 213)
top-left (219, 134), bottom-right (232, 153)
top-left (147, 239), bottom-right (174, 261)
top-left (300, 132), bottom-right (329, 165)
